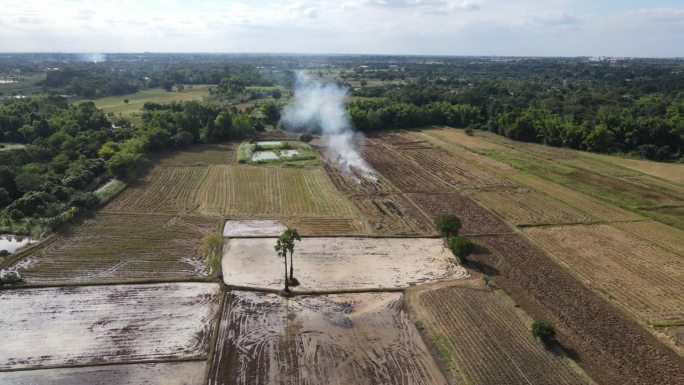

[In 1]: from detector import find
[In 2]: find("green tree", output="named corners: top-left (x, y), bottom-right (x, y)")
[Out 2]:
top-left (434, 213), bottom-right (462, 238)
top-left (281, 227), bottom-right (302, 286)
top-left (274, 237), bottom-right (291, 296)
top-left (531, 320), bottom-right (556, 343)
top-left (448, 236), bottom-right (474, 264)
top-left (261, 101), bottom-right (281, 125)
top-left (105, 151), bottom-right (142, 179)
top-left (199, 232), bottom-right (224, 275)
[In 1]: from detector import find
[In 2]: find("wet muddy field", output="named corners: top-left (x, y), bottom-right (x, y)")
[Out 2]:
top-left (0, 283), bottom-right (220, 370)
top-left (222, 237), bottom-right (468, 291)
top-left (223, 219), bottom-right (286, 237)
top-left (0, 361), bottom-right (206, 385)
top-left (209, 291), bottom-right (447, 385)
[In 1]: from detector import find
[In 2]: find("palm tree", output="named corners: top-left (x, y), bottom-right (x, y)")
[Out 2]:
top-left (274, 238), bottom-right (290, 296)
top-left (283, 228), bottom-right (301, 286)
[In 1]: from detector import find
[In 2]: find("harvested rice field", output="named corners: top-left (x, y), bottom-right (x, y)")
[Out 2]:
top-left (223, 219), bottom-right (286, 237)
top-left (208, 291), bottom-right (447, 385)
top-left (196, 165), bottom-right (360, 220)
top-left (104, 166), bottom-right (208, 215)
top-left (351, 194), bottom-right (434, 235)
top-left (6, 213), bottom-right (219, 284)
top-left (222, 237), bottom-right (468, 291)
top-left (470, 187), bottom-right (595, 226)
top-left (523, 224), bottom-right (684, 325)
top-left (407, 192), bottom-right (511, 235)
top-left (0, 283), bottom-right (220, 370)
top-left (151, 143), bottom-right (235, 166)
top-left (406, 281), bottom-right (592, 385)
top-left (0, 362), bottom-right (206, 385)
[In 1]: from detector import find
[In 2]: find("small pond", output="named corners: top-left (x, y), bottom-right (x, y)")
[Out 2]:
top-left (256, 141), bottom-right (283, 147)
top-left (251, 151), bottom-right (279, 162)
top-left (0, 235), bottom-right (37, 254)
top-left (280, 149), bottom-right (299, 158)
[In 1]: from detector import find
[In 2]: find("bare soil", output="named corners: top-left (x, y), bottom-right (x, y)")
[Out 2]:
top-left (222, 237), bottom-right (468, 291)
top-left (208, 291), bottom-right (447, 385)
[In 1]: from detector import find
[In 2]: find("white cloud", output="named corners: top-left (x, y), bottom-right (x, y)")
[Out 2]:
top-left (0, 0), bottom-right (681, 56)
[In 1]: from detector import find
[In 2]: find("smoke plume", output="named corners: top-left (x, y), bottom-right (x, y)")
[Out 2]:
top-left (80, 53), bottom-right (106, 63)
top-left (281, 72), bottom-right (375, 179)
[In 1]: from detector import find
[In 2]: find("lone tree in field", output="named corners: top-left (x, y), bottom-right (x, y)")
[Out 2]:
top-left (434, 213), bottom-right (462, 238)
top-left (275, 237), bottom-right (291, 296)
top-left (281, 227), bottom-right (302, 286)
top-left (448, 236), bottom-right (475, 264)
top-left (199, 232), bottom-right (224, 277)
top-left (531, 320), bottom-right (557, 344)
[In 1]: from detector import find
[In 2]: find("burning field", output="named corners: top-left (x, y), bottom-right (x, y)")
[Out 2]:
top-left (222, 237), bottom-right (468, 291)
top-left (208, 291), bottom-right (447, 385)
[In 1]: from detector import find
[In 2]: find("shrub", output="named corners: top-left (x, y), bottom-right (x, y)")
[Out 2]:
top-left (434, 213), bottom-right (462, 238)
top-left (531, 320), bottom-right (556, 342)
top-left (0, 271), bottom-right (24, 285)
top-left (300, 133), bottom-right (314, 143)
top-left (448, 236), bottom-right (474, 264)
top-left (465, 126), bottom-right (474, 136)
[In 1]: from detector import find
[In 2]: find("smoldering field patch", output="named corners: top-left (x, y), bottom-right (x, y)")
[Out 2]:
top-left (0, 283), bottom-right (220, 370)
top-left (222, 237), bottom-right (468, 291)
top-left (208, 291), bottom-right (447, 385)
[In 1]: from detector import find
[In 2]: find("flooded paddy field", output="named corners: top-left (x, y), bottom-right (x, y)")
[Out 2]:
top-left (223, 219), bottom-right (287, 237)
top-left (0, 283), bottom-right (220, 370)
top-left (0, 361), bottom-right (206, 385)
top-left (222, 237), bottom-right (468, 291)
top-left (0, 234), bottom-right (37, 254)
top-left (209, 291), bottom-right (446, 385)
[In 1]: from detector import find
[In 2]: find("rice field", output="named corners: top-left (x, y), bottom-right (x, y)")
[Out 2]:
top-left (196, 165), bottom-right (359, 219)
top-left (8, 213), bottom-right (219, 284)
top-left (208, 291), bottom-right (447, 385)
top-left (0, 283), bottom-right (220, 370)
top-left (222, 237), bottom-right (468, 291)
top-left (407, 282), bottom-right (592, 385)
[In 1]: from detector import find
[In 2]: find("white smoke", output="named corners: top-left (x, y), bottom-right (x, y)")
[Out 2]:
top-left (281, 72), bottom-right (375, 180)
top-left (81, 53), bottom-right (106, 63)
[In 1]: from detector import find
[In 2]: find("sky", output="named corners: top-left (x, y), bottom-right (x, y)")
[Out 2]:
top-left (0, 0), bottom-right (682, 57)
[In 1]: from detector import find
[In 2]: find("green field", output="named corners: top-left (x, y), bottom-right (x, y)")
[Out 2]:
top-left (87, 84), bottom-right (213, 119)
top-left (0, 73), bottom-right (46, 96)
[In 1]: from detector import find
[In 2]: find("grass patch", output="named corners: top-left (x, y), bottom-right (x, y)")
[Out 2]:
top-left (0, 73), bottom-right (46, 96)
top-left (236, 142), bottom-right (256, 163)
top-left (86, 85), bottom-right (213, 118)
top-left (95, 179), bottom-right (126, 205)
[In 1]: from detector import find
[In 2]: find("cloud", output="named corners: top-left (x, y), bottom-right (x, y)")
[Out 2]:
top-left (0, 0), bottom-right (681, 56)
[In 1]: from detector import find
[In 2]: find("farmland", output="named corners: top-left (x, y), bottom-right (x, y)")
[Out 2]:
top-left (406, 280), bottom-right (592, 385)
top-left (524, 224), bottom-right (684, 335)
top-left (0, 362), bottom-right (207, 385)
top-left (87, 85), bottom-right (212, 118)
top-left (0, 283), bottom-right (220, 369)
top-left (4, 213), bottom-right (219, 284)
top-left (208, 291), bottom-right (447, 385)
top-left (222, 237), bottom-right (468, 291)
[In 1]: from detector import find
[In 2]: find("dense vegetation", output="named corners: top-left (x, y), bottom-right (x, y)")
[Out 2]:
top-left (1, 54), bottom-right (682, 237)
top-left (0, 96), bottom-right (255, 235)
top-left (347, 58), bottom-right (683, 161)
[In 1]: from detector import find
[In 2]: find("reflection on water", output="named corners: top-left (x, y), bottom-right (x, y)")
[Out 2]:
top-left (0, 235), bottom-right (37, 254)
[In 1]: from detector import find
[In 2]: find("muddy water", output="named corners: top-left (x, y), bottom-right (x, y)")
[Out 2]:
top-left (0, 283), bottom-right (220, 370)
top-left (0, 362), bottom-right (206, 385)
top-left (0, 234), bottom-right (36, 253)
top-left (223, 220), bottom-right (286, 237)
top-left (222, 237), bottom-right (468, 291)
top-left (251, 151), bottom-right (279, 161)
top-left (209, 291), bottom-right (447, 385)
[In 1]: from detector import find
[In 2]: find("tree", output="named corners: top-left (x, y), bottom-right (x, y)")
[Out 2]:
top-left (261, 101), bottom-right (281, 125)
top-left (105, 151), bottom-right (143, 179)
top-left (123, 98), bottom-right (129, 104)
top-left (434, 213), bottom-right (462, 238)
top-left (161, 79), bottom-right (174, 92)
top-left (176, 84), bottom-right (185, 92)
top-left (531, 320), bottom-right (556, 343)
top-left (448, 236), bottom-right (474, 264)
top-left (274, 237), bottom-right (291, 296)
top-left (281, 227), bottom-right (301, 286)
top-left (300, 133), bottom-right (313, 143)
top-left (199, 232), bottom-right (224, 276)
